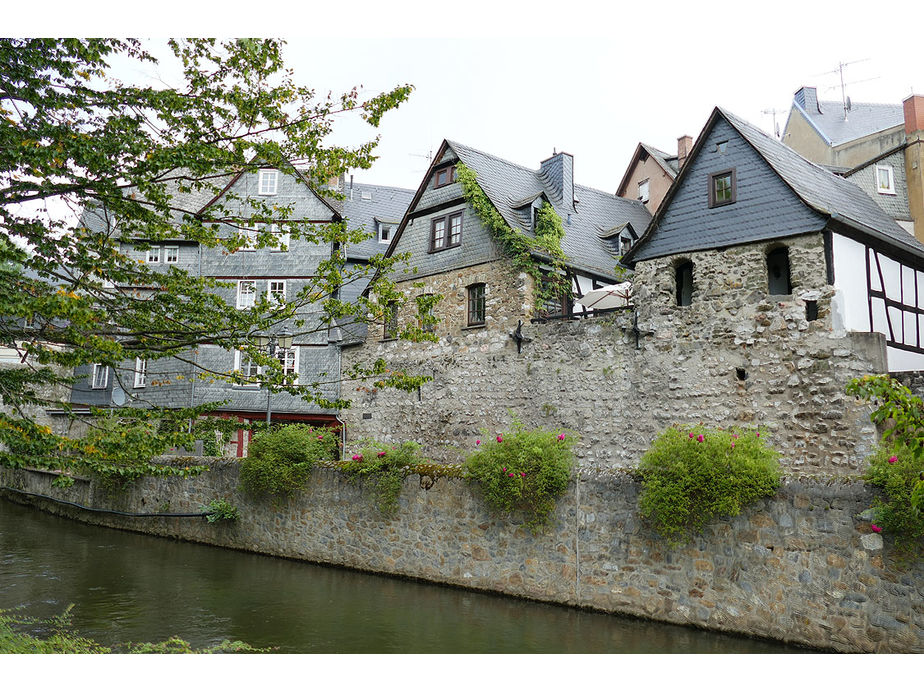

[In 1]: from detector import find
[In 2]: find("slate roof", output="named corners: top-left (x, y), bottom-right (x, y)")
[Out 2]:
top-left (340, 182), bottom-right (414, 261)
top-left (793, 99), bottom-right (904, 147)
top-left (446, 140), bottom-right (652, 279)
top-left (626, 108), bottom-right (924, 264)
top-left (642, 143), bottom-right (680, 176)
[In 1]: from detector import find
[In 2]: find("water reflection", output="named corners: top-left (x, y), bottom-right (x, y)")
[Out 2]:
top-left (0, 499), bottom-right (804, 653)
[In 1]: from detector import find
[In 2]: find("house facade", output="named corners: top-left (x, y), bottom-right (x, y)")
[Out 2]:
top-left (615, 137), bottom-right (690, 213)
top-left (624, 106), bottom-right (924, 373)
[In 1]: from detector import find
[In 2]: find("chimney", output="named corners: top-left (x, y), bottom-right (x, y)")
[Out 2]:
top-left (538, 151), bottom-right (575, 211)
top-left (677, 135), bottom-right (693, 169)
top-left (904, 94), bottom-right (924, 135)
top-left (794, 86), bottom-right (821, 114)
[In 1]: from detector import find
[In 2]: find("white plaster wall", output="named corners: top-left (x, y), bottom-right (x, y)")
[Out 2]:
top-left (832, 233), bottom-right (870, 333)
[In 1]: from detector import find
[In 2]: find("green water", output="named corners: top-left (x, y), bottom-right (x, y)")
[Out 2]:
top-left (0, 499), bottom-right (806, 653)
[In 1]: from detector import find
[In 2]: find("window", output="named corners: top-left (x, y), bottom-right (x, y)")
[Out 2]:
top-left (378, 222), bottom-right (393, 244)
top-left (430, 212), bottom-right (462, 251)
top-left (23, 315), bottom-right (35, 330)
top-left (164, 246), bottom-right (179, 264)
top-left (383, 300), bottom-right (399, 340)
top-left (675, 261), bottom-right (693, 306)
top-left (708, 169), bottom-right (736, 208)
top-left (133, 358), bottom-right (147, 389)
top-left (766, 247), bottom-right (791, 295)
top-left (876, 165), bottom-right (896, 195)
top-left (433, 164), bottom-right (456, 188)
top-left (237, 280), bottom-right (256, 309)
top-left (467, 283), bottom-right (486, 326)
top-left (417, 294), bottom-right (437, 333)
top-left (146, 246), bottom-right (160, 263)
top-left (267, 280), bottom-right (286, 306)
top-left (91, 364), bottom-right (109, 390)
top-left (715, 140), bottom-right (728, 155)
top-left (638, 179), bottom-right (650, 203)
top-left (270, 224), bottom-right (289, 252)
top-left (233, 350), bottom-right (260, 386)
top-left (258, 169), bottom-right (278, 195)
top-left (276, 346), bottom-right (299, 384)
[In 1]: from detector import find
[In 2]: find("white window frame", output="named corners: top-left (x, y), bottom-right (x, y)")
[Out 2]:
top-left (876, 165), bottom-right (896, 195)
top-left (269, 223), bottom-right (289, 252)
top-left (267, 280), bottom-right (286, 306)
top-left (91, 364), bottom-right (109, 390)
top-left (133, 358), bottom-right (147, 389)
top-left (276, 345), bottom-right (299, 385)
top-left (638, 179), bottom-right (650, 203)
top-left (237, 280), bottom-right (257, 309)
top-left (164, 246), bottom-right (179, 264)
top-left (233, 350), bottom-right (261, 387)
top-left (258, 169), bottom-right (278, 196)
top-left (378, 222), bottom-right (393, 244)
top-left (146, 246), bottom-right (161, 263)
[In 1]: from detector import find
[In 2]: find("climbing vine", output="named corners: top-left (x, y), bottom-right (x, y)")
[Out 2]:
top-left (456, 163), bottom-right (571, 314)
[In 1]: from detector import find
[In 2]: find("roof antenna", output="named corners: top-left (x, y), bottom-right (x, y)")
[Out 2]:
top-left (761, 107), bottom-right (784, 139)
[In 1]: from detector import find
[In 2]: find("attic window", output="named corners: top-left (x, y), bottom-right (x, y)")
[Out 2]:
top-left (434, 165), bottom-right (457, 189)
top-left (876, 165), bottom-right (896, 195)
top-left (258, 169), bottom-right (278, 195)
top-left (638, 179), bottom-right (650, 204)
top-left (378, 222), bottom-right (393, 244)
top-left (361, 190), bottom-right (373, 201)
top-left (715, 141), bottom-right (728, 154)
top-left (708, 168), bottom-right (736, 208)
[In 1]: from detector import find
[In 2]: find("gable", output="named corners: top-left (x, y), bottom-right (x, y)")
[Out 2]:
top-left (632, 118), bottom-right (826, 262)
top-left (203, 169), bottom-right (338, 222)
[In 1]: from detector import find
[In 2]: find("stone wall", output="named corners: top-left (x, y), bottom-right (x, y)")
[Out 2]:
top-left (2, 464), bottom-right (920, 653)
top-left (342, 235), bottom-right (885, 474)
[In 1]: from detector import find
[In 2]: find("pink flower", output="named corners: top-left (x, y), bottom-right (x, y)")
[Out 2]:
top-left (377, 451), bottom-right (386, 458)
top-left (520, 471), bottom-right (526, 477)
top-left (317, 435), bottom-right (324, 440)
top-left (888, 456), bottom-right (897, 464)
top-left (502, 467), bottom-right (506, 472)
top-left (688, 432), bottom-right (695, 439)
top-left (508, 473), bottom-right (515, 477)
top-left (871, 524), bottom-right (882, 533)
top-left (732, 434), bottom-right (739, 439)
top-left (557, 434), bottom-right (566, 441)
top-left (497, 435), bottom-right (503, 443)
top-left (351, 454), bottom-right (362, 461)
top-left (756, 432), bottom-right (760, 438)
top-left (730, 443), bottom-right (735, 449)
top-left (697, 434), bottom-right (704, 443)
top-left (476, 439), bottom-right (481, 446)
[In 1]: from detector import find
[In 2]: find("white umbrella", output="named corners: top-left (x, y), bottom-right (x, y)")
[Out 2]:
top-left (578, 282), bottom-right (633, 311)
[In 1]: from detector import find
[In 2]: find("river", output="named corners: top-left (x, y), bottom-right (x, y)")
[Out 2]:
top-left (0, 499), bottom-right (806, 653)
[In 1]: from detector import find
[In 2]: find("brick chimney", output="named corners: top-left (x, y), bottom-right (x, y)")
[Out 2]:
top-left (903, 95), bottom-right (924, 242)
top-left (794, 86), bottom-right (821, 114)
top-left (538, 150), bottom-right (575, 211)
top-left (677, 135), bottom-right (693, 170)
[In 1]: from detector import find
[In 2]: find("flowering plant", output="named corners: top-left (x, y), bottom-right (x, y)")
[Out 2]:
top-left (464, 420), bottom-right (575, 532)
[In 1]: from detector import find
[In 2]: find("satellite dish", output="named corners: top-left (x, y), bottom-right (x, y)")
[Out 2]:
top-left (846, 96), bottom-right (852, 111)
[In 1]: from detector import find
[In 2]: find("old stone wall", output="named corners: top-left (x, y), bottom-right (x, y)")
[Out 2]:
top-left (2, 464), bottom-right (920, 653)
top-left (343, 235), bottom-right (885, 474)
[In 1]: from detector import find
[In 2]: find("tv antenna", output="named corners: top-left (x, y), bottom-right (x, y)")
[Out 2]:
top-left (761, 107), bottom-right (784, 138)
top-left (817, 59), bottom-right (878, 120)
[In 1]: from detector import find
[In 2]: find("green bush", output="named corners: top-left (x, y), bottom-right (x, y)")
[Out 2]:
top-left (864, 443), bottom-right (924, 543)
top-left (239, 424), bottom-right (338, 499)
top-left (463, 422), bottom-right (574, 531)
top-left (202, 498), bottom-right (239, 523)
top-left (638, 425), bottom-right (781, 545)
top-left (340, 440), bottom-right (427, 515)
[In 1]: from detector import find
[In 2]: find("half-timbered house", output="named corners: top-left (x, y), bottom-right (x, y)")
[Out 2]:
top-left (623, 106), bottom-right (924, 372)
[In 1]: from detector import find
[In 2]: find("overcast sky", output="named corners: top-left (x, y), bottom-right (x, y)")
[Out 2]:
top-left (12, 0), bottom-right (924, 196)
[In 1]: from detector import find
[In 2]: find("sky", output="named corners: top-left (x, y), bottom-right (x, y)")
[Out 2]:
top-left (9, 0), bottom-right (924, 197)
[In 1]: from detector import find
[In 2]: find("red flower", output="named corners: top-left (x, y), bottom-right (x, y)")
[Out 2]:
top-left (688, 432), bottom-right (695, 439)
top-left (496, 435), bottom-right (503, 443)
top-left (888, 456), bottom-right (898, 464)
top-left (871, 524), bottom-right (882, 533)
top-left (697, 434), bottom-right (705, 443)
top-left (557, 434), bottom-right (566, 441)
top-left (352, 454), bottom-right (362, 461)
top-left (377, 451), bottom-right (386, 458)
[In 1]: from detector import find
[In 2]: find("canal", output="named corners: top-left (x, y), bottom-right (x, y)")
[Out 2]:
top-left (0, 499), bottom-right (806, 653)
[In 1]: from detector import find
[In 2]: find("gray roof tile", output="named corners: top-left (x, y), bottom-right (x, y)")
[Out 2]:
top-left (340, 182), bottom-right (414, 260)
top-left (796, 99), bottom-right (904, 147)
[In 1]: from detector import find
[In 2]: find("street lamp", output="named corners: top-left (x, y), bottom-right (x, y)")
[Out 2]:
top-left (256, 332), bottom-right (292, 427)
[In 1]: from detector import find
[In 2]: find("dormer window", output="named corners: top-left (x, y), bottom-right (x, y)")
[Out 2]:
top-left (434, 164), bottom-right (456, 189)
top-left (259, 169), bottom-right (278, 195)
top-left (708, 168), bottom-right (736, 208)
top-left (638, 179), bottom-right (650, 204)
top-left (378, 222), bottom-right (393, 244)
top-left (876, 165), bottom-right (896, 195)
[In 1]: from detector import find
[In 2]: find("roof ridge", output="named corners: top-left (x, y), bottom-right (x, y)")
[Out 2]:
top-left (346, 181), bottom-right (416, 194)
top-left (447, 139), bottom-right (545, 176)
top-left (816, 99), bottom-right (903, 109)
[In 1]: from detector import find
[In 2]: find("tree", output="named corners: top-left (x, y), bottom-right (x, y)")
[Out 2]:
top-left (0, 38), bottom-right (422, 477)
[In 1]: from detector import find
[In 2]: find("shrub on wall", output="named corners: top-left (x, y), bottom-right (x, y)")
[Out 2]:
top-left (638, 425), bottom-right (781, 545)
top-left (847, 375), bottom-right (924, 544)
top-left (463, 422), bottom-right (574, 531)
top-left (239, 424), bottom-right (338, 499)
top-left (339, 440), bottom-right (429, 515)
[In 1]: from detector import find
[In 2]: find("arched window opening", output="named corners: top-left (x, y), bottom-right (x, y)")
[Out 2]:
top-left (767, 247), bottom-right (791, 295)
top-left (675, 261), bottom-right (693, 307)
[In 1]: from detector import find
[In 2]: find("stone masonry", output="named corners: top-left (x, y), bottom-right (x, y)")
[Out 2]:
top-left (3, 463), bottom-right (921, 653)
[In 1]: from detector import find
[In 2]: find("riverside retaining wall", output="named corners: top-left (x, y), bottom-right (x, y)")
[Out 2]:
top-left (2, 463), bottom-right (921, 653)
